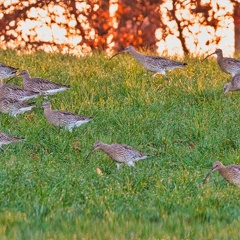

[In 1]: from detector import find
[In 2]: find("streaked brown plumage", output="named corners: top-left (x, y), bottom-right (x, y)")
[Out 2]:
top-left (0, 132), bottom-right (24, 149)
top-left (0, 80), bottom-right (40, 101)
top-left (0, 97), bottom-right (35, 117)
top-left (203, 161), bottom-right (240, 187)
top-left (86, 141), bottom-right (149, 169)
top-left (42, 101), bottom-right (92, 132)
top-left (18, 70), bottom-right (70, 96)
top-left (110, 45), bottom-right (187, 78)
top-left (0, 62), bottom-right (18, 80)
top-left (223, 74), bottom-right (240, 94)
top-left (202, 49), bottom-right (240, 77)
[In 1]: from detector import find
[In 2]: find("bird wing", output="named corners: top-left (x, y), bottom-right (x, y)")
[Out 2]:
top-left (232, 75), bottom-right (240, 88)
top-left (120, 144), bottom-right (144, 157)
top-left (52, 110), bottom-right (88, 121)
top-left (225, 58), bottom-right (240, 66)
top-left (0, 97), bottom-right (18, 105)
top-left (230, 165), bottom-right (240, 173)
top-left (145, 55), bottom-right (186, 67)
top-left (0, 132), bottom-right (23, 141)
top-left (31, 77), bottom-right (69, 90)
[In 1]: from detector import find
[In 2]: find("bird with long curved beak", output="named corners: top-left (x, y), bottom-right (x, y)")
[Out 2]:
top-left (203, 161), bottom-right (240, 187)
top-left (202, 49), bottom-right (240, 77)
top-left (110, 45), bottom-right (187, 79)
top-left (86, 141), bottom-right (150, 170)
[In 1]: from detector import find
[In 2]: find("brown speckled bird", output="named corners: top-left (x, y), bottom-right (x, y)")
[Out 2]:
top-left (203, 161), bottom-right (240, 187)
top-left (42, 101), bottom-right (92, 132)
top-left (202, 49), bottom-right (240, 77)
top-left (18, 70), bottom-right (70, 96)
top-left (0, 80), bottom-right (40, 101)
top-left (110, 45), bottom-right (187, 78)
top-left (86, 141), bottom-right (149, 169)
top-left (223, 74), bottom-right (240, 94)
top-left (0, 132), bottom-right (24, 149)
top-left (0, 97), bottom-right (35, 117)
top-left (0, 62), bottom-right (18, 80)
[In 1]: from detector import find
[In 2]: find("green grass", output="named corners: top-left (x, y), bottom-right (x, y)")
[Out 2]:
top-left (0, 49), bottom-right (240, 239)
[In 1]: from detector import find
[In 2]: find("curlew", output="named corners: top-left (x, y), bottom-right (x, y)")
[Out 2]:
top-left (42, 101), bottom-right (92, 132)
top-left (110, 45), bottom-right (187, 79)
top-left (18, 70), bottom-right (70, 96)
top-left (0, 62), bottom-right (18, 80)
top-left (203, 161), bottom-right (240, 187)
top-left (223, 74), bottom-right (240, 94)
top-left (202, 49), bottom-right (240, 77)
top-left (0, 79), bottom-right (40, 101)
top-left (0, 97), bottom-right (36, 117)
top-left (86, 141), bottom-right (149, 169)
top-left (0, 132), bottom-right (24, 149)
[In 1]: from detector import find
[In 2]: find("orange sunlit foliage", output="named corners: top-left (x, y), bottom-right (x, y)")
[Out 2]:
top-left (0, 0), bottom-right (239, 56)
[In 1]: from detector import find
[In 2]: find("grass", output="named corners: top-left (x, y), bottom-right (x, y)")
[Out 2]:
top-left (0, 49), bottom-right (240, 239)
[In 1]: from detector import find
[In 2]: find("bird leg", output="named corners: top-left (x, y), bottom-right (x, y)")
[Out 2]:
top-left (116, 163), bottom-right (124, 170)
top-left (152, 72), bottom-right (171, 82)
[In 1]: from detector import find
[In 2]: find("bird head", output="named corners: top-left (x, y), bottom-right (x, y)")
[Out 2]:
top-left (223, 82), bottom-right (231, 94)
top-left (109, 45), bottom-right (135, 60)
top-left (202, 49), bottom-right (222, 62)
top-left (211, 161), bottom-right (224, 172)
top-left (85, 141), bottom-right (103, 161)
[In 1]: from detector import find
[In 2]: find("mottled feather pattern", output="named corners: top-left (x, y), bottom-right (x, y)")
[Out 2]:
top-left (0, 97), bottom-right (35, 117)
top-left (0, 132), bottom-right (24, 146)
top-left (47, 110), bottom-right (91, 127)
top-left (24, 77), bottom-right (69, 92)
top-left (205, 161), bottom-right (240, 187)
top-left (110, 45), bottom-right (187, 77)
top-left (18, 70), bottom-right (70, 94)
top-left (0, 63), bottom-right (18, 79)
top-left (0, 81), bottom-right (40, 100)
top-left (88, 142), bottom-right (149, 169)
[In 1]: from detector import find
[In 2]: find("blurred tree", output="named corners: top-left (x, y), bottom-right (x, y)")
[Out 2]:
top-left (0, 0), bottom-right (238, 54)
top-left (114, 0), bottom-right (164, 51)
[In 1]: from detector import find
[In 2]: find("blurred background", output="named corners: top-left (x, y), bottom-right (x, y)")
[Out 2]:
top-left (0, 0), bottom-right (239, 57)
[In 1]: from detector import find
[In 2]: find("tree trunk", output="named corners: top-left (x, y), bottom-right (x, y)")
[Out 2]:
top-left (234, 2), bottom-right (240, 52)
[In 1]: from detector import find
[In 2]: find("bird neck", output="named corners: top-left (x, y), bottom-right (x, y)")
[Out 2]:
top-left (216, 52), bottom-right (223, 63)
top-left (98, 143), bottom-right (115, 157)
top-left (44, 105), bottom-right (51, 113)
top-left (218, 167), bottom-right (228, 178)
top-left (22, 72), bottom-right (31, 80)
top-left (129, 48), bottom-right (143, 60)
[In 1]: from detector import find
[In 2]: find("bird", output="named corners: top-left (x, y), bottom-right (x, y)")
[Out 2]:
top-left (109, 45), bottom-right (187, 79)
top-left (0, 131), bottom-right (24, 149)
top-left (202, 49), bottom-right (240, 77)
top-left (223, 74), bottom-right (240, 94)
top-left (0, 97), bottom-right (36, 117)
top-left (0, 62), bottom-right (18, 80)
top-left (203, 161), bottom-right (240, 187)
top-left (0, 80), bottom-right (40, 101)
top-left (17, 70), bottom-right (70, 96)
top-left (42, 101), bottom-right (92, 132)
top-left (86, 141), bottom-right (149, 169)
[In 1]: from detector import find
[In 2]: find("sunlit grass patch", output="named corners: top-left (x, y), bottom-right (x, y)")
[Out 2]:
top-left (0, 50), bottom-right (239, 239)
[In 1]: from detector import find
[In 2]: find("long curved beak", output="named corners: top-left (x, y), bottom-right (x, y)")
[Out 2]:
top-left (109, 52), bottom-right (122, 60)
top-left (85, 148), bottom-right (95, 161)
top-left (201, 51), bottom-right (216, 63)
top-left (5, 72), bottom-right (21, 84)
top-left (202, 169), bottom-right (212, 184)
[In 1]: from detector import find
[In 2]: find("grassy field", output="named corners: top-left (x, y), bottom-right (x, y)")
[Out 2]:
top-left (0, 49), bottom-right (239, 240)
